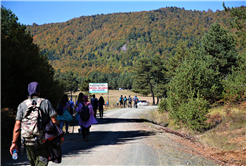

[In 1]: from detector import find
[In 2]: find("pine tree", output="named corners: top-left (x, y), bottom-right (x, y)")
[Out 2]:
top-left (166, 56), bottom-right (220, 130)
top-left (201, 22), bottom-right (238, 77)
top-left (166, 41), bottom-right (191, 78)
top-left (151, 55), bottom-right (168, 104)
top-left (132, 58), bottom-right (155, 104)
top-left (223, 2), bottom-right (246, 47)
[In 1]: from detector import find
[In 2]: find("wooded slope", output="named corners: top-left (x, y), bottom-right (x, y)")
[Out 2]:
top-left (26, 7), bottom-right (234, 76)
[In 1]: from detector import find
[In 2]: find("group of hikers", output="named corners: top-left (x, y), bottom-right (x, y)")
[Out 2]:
top-left (118, 95), bottom-right (139, 108)
top-left (9, 81), bottom-right (106, 166)
top-left (56, 93), bottom-right (105, 138)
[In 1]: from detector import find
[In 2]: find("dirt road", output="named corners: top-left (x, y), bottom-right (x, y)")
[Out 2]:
top-left (2, 106), bottom-right (218, 165)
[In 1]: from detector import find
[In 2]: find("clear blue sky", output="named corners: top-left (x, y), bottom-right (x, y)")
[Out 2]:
top-left (1, 1), bottom-right (245, 26)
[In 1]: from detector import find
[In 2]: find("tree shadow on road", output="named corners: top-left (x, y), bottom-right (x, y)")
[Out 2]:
top-left (94, 117), bottom-right (153, 125)
top-left (61, 117), bottom-right (156, 158)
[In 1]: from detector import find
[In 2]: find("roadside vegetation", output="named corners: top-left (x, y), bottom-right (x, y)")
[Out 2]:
top-left (144, 5), bottom-right (246, 164)
top-left (143, 102), bottom-right (246, 165)
top-left (1, 6), bottom-right (63, 157)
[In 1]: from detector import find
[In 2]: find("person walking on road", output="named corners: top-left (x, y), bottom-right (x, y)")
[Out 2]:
top-left (133, 95), bottom-right (139, 108)
top-left (90, 94), bottom-right (98, 118)
top-left (123, 96), bottom-right (127, 108)
top-left (98, 96), bottom-right (105, 119)
top-left (76, 95), bottom-right (98, 141)
top-left (10, 81), bottom-right (63, 166)
top-left (57, 94), bottom-right (72, 134)
top-left (75, 93), bottom-right (83, 135)
top-left (119, 95), bottom-right (123, 108)
top-left (128, 95), bottom-right (132, 108)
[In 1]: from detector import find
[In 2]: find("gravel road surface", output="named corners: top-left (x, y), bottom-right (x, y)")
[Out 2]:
top-left (2, 106), bottom-right (218, 166)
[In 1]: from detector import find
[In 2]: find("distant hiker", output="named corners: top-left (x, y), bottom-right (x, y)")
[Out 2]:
top-left (57, 94), bottom-right (73, 134)
top-left (128, 95), bottom-right (132, 108)
top-left (10, 81), bottom-right (63, 166)
top-left (98, 96), bottom-right (105, 119)
top-left (133, 95), bottom-right (139, 108)
top-left (69, 98), bottom-right (75, 115)
top-left (123, 96), bottom-right (127, 108)
top-left (119, 95), bottom-right (123, 108)
top-left (90, 94), bottom-right (98, 118)
top-left (76, 95), bottom-right (98, 141)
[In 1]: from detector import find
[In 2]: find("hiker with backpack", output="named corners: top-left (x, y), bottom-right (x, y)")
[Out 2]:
top-left (119, 95), bottom-right (123, 108)
top-left (90, 94), bottom-right (98, 118)
top-left (76, 95), bottom-right (98, 141)
top-left (98, 96), bottom-right (105, 119)
top-left (56, 94), bottom-right (73, 134)
top-left (10, 81), bottom-right (63, 166)
top-left (123, 96), bottom-right (127, 108)
top-left (128, 95), bottom-right (132, 108)
top-left (69, 98), bottom-right (75, 115)
top-left (133, 95), bottom-right (139, 108)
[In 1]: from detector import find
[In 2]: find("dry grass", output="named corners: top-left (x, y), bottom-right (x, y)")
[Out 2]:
top-left (142, 108), bottom-right (169, 127)
top-left (143, 101), bottom-right (246, 165)
top-left (197, 102), bottom-right (246, 165)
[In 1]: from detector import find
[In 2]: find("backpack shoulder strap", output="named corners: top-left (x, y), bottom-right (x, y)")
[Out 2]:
top-left (36, 98), bottom-right (45, 107)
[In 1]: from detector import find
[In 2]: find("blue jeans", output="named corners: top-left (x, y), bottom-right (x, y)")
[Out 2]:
top-left (59, 120), bottom-right (68, 132)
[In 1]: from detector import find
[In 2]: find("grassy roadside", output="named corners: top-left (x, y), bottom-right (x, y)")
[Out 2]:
top-left (142, 102), bottom-right (246, 165)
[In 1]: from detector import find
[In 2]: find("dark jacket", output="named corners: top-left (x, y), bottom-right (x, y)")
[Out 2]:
top-left (44, 120), bottom-right (64, 163)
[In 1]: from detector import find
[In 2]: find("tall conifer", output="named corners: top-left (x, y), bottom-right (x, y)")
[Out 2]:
top-left (201, 22), bottom-right (238, 77)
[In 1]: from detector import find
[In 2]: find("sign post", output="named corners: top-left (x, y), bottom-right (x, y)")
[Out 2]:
top-left (89, 83), bottom-right (109, 104)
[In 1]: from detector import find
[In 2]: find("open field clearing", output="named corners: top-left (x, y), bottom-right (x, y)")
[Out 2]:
top-left (69, 90), bottom-right (158, 107)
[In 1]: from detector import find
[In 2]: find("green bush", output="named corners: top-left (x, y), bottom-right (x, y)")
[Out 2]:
top-left (178, 96), bottom-right (209, 131)
top-left (158, 98), bottom-right (168, 113)
top-left (222, 67), bottom-right (246, 103)
top-left (167, 89), bottom-right (210, 131)
top-left (166, 57), bottom-right (218, 130)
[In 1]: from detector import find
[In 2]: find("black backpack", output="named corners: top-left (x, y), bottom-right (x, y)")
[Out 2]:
top-left (93, 99), bottom-right (98, 109)
top-left (80, 103), bottom-right (90, 121)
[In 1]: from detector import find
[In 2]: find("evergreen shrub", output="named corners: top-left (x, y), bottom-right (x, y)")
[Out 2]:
top-left (158, 98), bottom-right (168, 113)
top-left (166, 57), bottom-right (220, 130)
top-left (222, 67), bottom-right (246, 103)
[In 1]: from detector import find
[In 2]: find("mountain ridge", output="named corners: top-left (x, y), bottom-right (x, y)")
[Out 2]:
top-left (26, 6), bottom-right (234, 77)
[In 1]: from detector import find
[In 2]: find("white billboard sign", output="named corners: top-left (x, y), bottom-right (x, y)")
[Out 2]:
top-left (89, 83), bottom-right (108, 93)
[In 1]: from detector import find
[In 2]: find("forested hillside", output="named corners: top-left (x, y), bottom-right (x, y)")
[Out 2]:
top-left (26, 7), bottom-right (235, 78)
